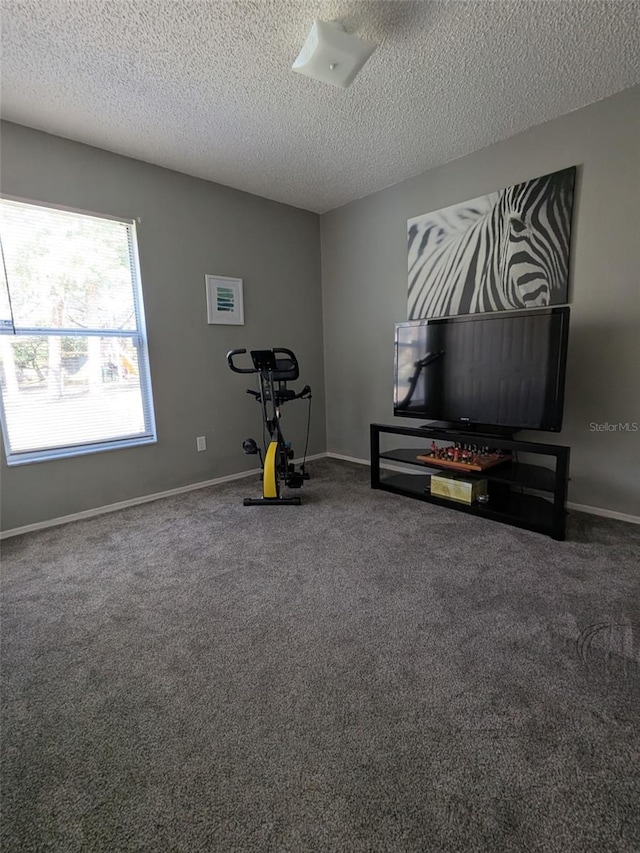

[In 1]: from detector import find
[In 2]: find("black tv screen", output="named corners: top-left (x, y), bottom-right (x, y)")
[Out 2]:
top-left (394, 307), bottom-right (569, 432)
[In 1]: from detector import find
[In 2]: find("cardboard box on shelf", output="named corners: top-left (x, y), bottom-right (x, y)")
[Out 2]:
top-left (430, 474), bottom-right (487, 505)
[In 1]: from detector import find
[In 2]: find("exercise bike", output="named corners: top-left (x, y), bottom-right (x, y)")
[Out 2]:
top-left (227, 348), bottom-right (312, 506)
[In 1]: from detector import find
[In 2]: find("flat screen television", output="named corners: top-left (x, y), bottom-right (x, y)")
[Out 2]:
top-left (394, 306), bottom-right (570, 434)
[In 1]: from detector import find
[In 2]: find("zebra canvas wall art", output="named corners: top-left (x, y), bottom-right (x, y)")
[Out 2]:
top-left (407, 166), bottom-right (576, 319)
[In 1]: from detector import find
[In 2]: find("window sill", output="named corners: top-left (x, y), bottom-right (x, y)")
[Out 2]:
top-left (5, 434), bottom-right (158, 466)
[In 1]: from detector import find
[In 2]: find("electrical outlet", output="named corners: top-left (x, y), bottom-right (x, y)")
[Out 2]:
top-left (196, 436), bottom-right (206, 452)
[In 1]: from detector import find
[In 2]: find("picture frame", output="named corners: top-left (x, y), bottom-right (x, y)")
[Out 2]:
top-left (407, 166), bottom-right (576, 318)
top-left (205, 275), bottom-right (244, 325)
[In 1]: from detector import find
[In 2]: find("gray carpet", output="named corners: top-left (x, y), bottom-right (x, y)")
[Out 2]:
top-left (1, 458), bottom-right (639, 852)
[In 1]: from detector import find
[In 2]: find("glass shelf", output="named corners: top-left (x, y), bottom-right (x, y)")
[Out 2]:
top-left (379, 448), bottom-right (556, 492)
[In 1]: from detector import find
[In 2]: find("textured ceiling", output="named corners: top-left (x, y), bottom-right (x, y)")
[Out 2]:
top-left (1, 1), bottom-right (639, 213)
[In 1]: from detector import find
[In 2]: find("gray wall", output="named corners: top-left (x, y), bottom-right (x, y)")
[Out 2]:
top-left (0, 122), bottom-right (325, 531)
top-left (321, 86), bottom-right (640, 517)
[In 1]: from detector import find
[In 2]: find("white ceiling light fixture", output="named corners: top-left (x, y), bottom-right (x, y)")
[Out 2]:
top-left (292, 19), bottom-right (376, 89)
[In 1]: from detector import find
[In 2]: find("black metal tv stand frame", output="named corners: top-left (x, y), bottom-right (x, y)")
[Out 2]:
top-left (371, 423), bottom-right (570, 540)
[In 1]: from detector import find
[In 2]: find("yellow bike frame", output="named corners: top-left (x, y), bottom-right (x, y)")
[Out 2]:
top-left (263, 441), bottom-right (279, 499)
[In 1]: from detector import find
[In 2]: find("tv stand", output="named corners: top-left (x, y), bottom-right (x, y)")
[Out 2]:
top-left (371, 423), bottom-right (570, 540)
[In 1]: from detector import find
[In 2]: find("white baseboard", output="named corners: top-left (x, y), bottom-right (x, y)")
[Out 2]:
top-left (566, 502), bottom-right (640, 525)
top-left (0, 452), bottom-right (327, 540)
top-left (325, 451), bottom-right (370, 466)
top-left (2, 451), bottom-right (637, 538)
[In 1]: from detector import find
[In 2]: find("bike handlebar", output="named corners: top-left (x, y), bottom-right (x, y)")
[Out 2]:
top-left (226, 348), bottom-right (255, 374)
top-left (273, 348), bottom-right (297, 363)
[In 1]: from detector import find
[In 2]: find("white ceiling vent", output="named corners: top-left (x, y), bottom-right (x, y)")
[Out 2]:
top-left (292, 19), bottom-right (376, 89)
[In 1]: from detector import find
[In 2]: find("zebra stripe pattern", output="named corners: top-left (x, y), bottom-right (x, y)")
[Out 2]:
top-left (408, 167), bottom-right (576, 319)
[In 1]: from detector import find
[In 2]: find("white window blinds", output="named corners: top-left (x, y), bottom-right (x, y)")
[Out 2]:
top-left (0, 198), bottom-right (156, 465)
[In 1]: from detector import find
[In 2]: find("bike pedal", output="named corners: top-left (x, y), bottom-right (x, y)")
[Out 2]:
top-left (286, 472), bottom-right (305, 489)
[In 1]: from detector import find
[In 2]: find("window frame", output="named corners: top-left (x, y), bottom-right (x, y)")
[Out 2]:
top-left (0, 195), bottom-right (157, 466)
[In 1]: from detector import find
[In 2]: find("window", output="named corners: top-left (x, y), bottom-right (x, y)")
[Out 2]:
top-left (0, 198), bottom-right (156, 465)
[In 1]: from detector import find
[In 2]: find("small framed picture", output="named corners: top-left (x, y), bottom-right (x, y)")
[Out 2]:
top-left (205, 275), bottom-right (244, 325)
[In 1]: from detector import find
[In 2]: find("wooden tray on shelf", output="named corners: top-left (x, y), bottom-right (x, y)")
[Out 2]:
top-left (415, 452), bottom-right (512, 473)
